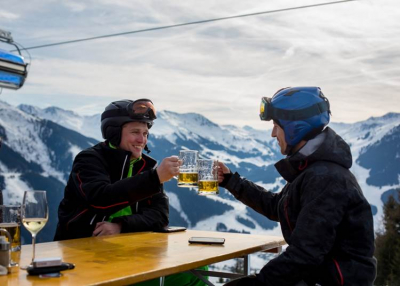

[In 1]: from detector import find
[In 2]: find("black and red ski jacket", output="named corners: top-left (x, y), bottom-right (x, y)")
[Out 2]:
top-left (54, 141), bottom-right (168, 240)
top-left (221, 127), bottom-right (376, 285)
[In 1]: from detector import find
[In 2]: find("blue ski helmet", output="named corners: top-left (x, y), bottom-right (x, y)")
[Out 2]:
top-left (260, 86), bottom-right (330, 148)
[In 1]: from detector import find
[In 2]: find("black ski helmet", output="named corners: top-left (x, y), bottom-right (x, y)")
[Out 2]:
top-left (101, 99), bottom-right (156, 147)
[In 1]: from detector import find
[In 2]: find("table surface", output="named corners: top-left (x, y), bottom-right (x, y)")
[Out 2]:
top-left (0, 230), bottom-right (285, 285)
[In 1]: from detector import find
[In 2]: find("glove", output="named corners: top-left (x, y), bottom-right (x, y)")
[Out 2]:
top-left (224, 275), bottom-right (265, 286)
top-left (219, 171), bottom-right (233, 188)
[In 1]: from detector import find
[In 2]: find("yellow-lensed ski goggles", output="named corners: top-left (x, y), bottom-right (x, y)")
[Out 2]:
top-left (259, 97), bottom-right (273, 121)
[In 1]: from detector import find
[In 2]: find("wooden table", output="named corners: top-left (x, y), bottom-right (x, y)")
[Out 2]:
top-left (0, 230), bottom-right (285, 285)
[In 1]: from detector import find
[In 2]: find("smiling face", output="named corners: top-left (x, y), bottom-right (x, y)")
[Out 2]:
top-left (271, 121), bottom-right (288, 155)
top-left (119, 121), bottom-right (149, 159)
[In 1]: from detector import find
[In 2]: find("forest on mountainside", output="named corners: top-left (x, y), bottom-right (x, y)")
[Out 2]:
top-left (374, 189), bottom-right (400, 285)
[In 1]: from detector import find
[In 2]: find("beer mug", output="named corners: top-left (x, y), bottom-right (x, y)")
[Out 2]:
top-left (178, 150), bottom-right (198, 187)
top-left (197, 159), bottom-right (219, 195)
top-left (0, 205), bottom-right (21, 264)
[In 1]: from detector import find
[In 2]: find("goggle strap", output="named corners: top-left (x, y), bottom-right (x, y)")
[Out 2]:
top-left (101, 108), bottom-right (128, 120)
top-left (273, 100), bottom-right (330, 121)
top-left (133, 98), bottom-right (153, 104)
top-left (101, 108), bottom-right (156, 121)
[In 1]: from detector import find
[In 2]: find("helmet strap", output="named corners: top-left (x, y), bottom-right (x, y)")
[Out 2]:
top-left (285, 145), bottom-right (294, 156)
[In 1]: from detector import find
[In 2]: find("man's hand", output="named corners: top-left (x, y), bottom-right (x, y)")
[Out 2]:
top-left (217, 161), bottom-right (230, 183)
top-left (156, 156), bottom-right (181, 183)
top-left (93, 221), bottom-right (122, 236)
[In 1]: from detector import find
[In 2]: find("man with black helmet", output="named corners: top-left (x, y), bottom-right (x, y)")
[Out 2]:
top-left (219, 87), bottom-right (376, 286)
top-left (54, 99), bottom-right (179, 240)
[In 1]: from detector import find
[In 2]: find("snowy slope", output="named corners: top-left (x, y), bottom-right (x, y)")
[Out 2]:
top-left (0, 101), bottom-right (99, 242)
top-left (1, 101), bottom-right (64, 184)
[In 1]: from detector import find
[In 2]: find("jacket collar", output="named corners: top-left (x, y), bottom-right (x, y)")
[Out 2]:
top-left (274, 127), bottom-right (352, 183)
top-left (274, 152), bottom-right (307, 183)
top-left (95, 142), bottom-right (157, 180)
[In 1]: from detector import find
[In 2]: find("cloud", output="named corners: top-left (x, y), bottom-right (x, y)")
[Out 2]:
top-left (63, 2), bottom-right (86, 12)
top-left (1, 0), bottom-right (399, 130)
top-left (0, 10), bottom-right (19, 20)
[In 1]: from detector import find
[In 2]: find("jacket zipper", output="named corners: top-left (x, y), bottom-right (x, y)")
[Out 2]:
top-left (136, 157), bottom-right (147, 212)
top-left (120, 155), bottom-right (129, 180)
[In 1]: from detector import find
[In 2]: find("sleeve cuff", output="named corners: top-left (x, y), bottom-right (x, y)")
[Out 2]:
top-left (219, 171), bottom-right (233, 188)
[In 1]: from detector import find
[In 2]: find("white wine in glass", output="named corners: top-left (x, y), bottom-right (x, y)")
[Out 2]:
top-left (21, 191), bottom-right (48, 268)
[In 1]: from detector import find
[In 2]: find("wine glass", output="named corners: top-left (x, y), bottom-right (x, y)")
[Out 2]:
top-left (21, 190), bottom-right (48, 268)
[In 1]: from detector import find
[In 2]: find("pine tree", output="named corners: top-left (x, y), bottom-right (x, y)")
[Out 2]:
top-left (375, 189), bottom-right (400, 286)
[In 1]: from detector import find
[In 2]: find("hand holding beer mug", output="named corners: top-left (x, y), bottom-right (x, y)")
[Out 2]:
top-left (178, 150), bottom-right (199, 187)
top-left (156, 156), bottom-right (181, 183)
top-left (217, 161), bottom-right (231, 183)
top-left (0, 205), bottom-right (21, 265)
top-left (198, 159), bottom-right (219, 195)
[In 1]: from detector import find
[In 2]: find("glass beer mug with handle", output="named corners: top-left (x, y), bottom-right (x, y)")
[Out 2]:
top-left (0, 204), bottom-right (21, 265)
top-left (177, 150), bottom-right (199, 187)
top-left (21, 191), bottom-right (48, 269)
top-left (197, 159), bottom-right (219, 195)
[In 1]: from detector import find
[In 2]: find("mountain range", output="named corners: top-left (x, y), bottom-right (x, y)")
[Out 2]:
top-left (1, 100), bottom-right (399, 271)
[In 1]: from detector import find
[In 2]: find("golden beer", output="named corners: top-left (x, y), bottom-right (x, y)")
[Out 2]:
top-left (0, 222), bottom-right (21, 250)
top-left (198, 180), bottom-right (219, 195)
top-left (178, 172), bottom-right (198, 187)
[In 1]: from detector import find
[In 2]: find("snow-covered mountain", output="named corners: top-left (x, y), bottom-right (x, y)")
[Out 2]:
top-left (0, 101), bottom-right (98, 243)
top-left (18, 104), bottom-right (101, 142)
top-left (1, 100), bottom-right (399, 271)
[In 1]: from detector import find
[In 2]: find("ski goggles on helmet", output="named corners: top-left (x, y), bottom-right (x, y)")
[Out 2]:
top-left (126, 99), bottom-right (157, 121)
top-left (259, 95), bottom-right (330, 122)
top-left (259, 97), bottom-right (273, 121)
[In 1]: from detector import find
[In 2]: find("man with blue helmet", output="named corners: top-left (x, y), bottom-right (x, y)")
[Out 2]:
top-left (219, 87), bottom-right (376, 285)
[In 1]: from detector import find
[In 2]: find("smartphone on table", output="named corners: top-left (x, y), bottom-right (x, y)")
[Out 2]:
top-left (27, 262), bottom-right (75, 275)
top-left (188, 237), bottom-right (225, 245)
top-left (154, 226), bottom-right (187, 233)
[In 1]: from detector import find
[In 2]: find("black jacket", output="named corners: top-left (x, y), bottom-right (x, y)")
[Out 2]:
top-left (222, 127), bottom-right (376, 285)
top-left (54, 142), bottom-right (169, 240)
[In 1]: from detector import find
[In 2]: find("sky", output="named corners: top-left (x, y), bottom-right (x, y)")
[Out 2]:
top-left (0, 0), bottom-right (399, 130)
